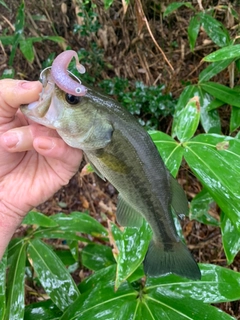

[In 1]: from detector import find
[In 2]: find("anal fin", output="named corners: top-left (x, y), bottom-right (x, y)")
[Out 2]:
top-left (170, 175), bottom-right (189, 218)
top-left (116, 195), bottom-right (143, 228)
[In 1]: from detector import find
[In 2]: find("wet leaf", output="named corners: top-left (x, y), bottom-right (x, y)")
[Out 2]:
top-left (61, 263), bottom-right (237, 320)
top-left (24, 299), bottom-right (62, 320)
top-left (60, 281), bottom-right (137, 320)
top-left (33, 229), bottom-right (91, 242)
top-left (204, 45), bottom-right (240, 62)
top-left (172, 85), bottom-right (221, 135)
top-left (199, 59), bottom-right (234, 82)
top-left (81, 244), bottom-right (115, 271)
top-left (0, 250), bottom-right (7, 319)
top-left (111, 221), bottom-right (152, 289)
top-left (188, 14), bottom-right (201, 51)
top-left (183, 134), bottom-right (240, 231)
top-left (221, 212), bottom-right (240, 264)
top-left (27, 238), bottom-right (80, 311)
top-left (175, 96), bottom-right (201, 142)
top-left (146, 264), bottom-right (240, 304)
top-left (144, 289), bottom-right (234, 320)
top-left (199, 13), bottom-right (230, 47)
top-left (200, 82), bottom-right (240, 107)
top-left (79, 265), bottom-right (116, 293)
top-left (189, 188), bottom-right (220, 226)
top-left (150, 130), bottom-right (184, 176)
top-left (49, 212), bottom-right (107, 236)
top-left (5, 242), bottom-right (27, 320)
top-left (206, 98), bottom-right (225, 111)
top-left (22, 211), bottom-right (58, 227)
top-left (172, 85), bottom-right (197, 137)
top-left (196, 86), bottom-right (221, 133)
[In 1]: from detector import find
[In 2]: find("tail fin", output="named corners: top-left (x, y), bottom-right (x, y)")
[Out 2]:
top-left (143, 240), bottom-right (201, 280)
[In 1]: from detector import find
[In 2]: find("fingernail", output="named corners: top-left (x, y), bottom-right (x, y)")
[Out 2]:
top-left (21, 81), bottom-right (36, 90)
top-left (36, 137), bottom-right (55, 150)
top-left (2, 132), bottom-right (20, 148)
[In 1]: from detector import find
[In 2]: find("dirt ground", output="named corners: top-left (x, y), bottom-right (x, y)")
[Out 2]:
top-left (1, 0), bottom-right (240, 318)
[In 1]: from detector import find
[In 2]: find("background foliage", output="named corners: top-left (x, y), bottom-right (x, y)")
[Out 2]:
top-left (0, 0), bottom-right (240, 319)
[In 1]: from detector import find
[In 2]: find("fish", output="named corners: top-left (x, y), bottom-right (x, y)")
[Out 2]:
top-left (21, 50), bottom-right (201, 280)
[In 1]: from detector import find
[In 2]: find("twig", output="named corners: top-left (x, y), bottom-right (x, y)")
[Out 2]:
top-left (143, 17), bottom-right (174, 72)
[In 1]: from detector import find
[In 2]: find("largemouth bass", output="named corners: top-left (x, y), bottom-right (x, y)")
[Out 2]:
top-left (21, 50), bottom-right (201, 280)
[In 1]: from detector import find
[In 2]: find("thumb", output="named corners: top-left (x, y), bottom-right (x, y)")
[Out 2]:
top-left (0, 80), bottom-right (42, 119)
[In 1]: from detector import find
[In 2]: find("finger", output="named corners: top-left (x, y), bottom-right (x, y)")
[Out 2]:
top-left (0, 124), bottom-right (58, 152)
top-left (0, 80), bottom-right (42, 121)
top-left (34, 136), bottom-right (83, 169)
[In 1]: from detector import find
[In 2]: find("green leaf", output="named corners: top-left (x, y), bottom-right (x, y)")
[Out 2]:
top-left (230, 106), bottom-right (240, 132)
top-left (199, 59), bottom-right (234, 82)
top-left (79, 264), bottom-right (117, 293)
top-left (49, 212), bottom-right (107, 236)
top-left (172, 85), bottom-right (221, 135)
top-left (27, 238), bottom-right (80, 311)
top-left (24, 299), bottom-right (62, 320)
top-left (188, 14), bottom-right (201, 51)
top-left (19, 39), bottom-right (35, 62)
top-left (111, 221), bottom-right (152, 290)
top-left (60, 281), bottom-right (137, 320)
top-left (33, 229), bottom-right (91, 242)
top-left (0, 68), bottom-right (15, 79)
top-left (146, 264), bottom-right (240, 304)
top-left (163, 2), bottom-right (194, 17)
top-left (22, 211), bottom-right (58, 227)
top-left (184, 134), bottom-right (240, 231)
top-left (54, 250), bottom-right (77, 267)
top-left (0, 250), bottom-right (7, 319)
top-left (103, 0), bottom-right (114, 9)
top-left (30, 35), bottom-right (65, 44)
top-left (175, 97), bottom-right (201, 142)
top-left (150, 130), bottom-right (184, 176)
top-left (199, 13), bottom-right (230, 47)
top-left (81, 244), bottom-right (115, 271)
top-left (9, 1), bottom-right (25, 66)
top-left (62, 263), bottom-right (237, 320)
top-left (0, 0), bottom-right (10, 10)
top-left (200, 82), bottom-right (240, 107)
top-left (197, 86), bottom-right (221, 133)
top-left (145, 289), bottom-right (234, 319)
top-left (172, 85), bottom-right (196, 136)
top-left (204, 45), bottom-right (240, 62)
top-left (189, 188), bottom-right (219, 226)
top-left (221, 212), bottom-right (240, 264)
top-left (5, 242), bottom-right (27, 320)
top-left (206, 98), bottom-right (225, 111)
top-left (0, 35), bottom-right (14, 45)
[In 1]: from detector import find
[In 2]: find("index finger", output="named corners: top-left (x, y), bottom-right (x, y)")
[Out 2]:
top-left (0, 80), bottom-right (42, 121)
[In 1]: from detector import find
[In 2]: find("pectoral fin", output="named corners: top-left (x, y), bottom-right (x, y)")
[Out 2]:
top-left (116, 194), bottom-right (143, 227)
top-left (170, 175), bottom-right (189, 218)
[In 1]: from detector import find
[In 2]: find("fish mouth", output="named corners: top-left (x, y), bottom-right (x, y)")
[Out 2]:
top-left (20, 81), bottom-right (58, 129)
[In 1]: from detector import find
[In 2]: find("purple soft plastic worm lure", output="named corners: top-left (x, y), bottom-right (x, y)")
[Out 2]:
top-left (51, 50), bottom-right (87, 96)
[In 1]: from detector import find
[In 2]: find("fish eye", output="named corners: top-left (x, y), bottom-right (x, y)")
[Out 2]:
top-left (65, 93), bottom-right (82, 105)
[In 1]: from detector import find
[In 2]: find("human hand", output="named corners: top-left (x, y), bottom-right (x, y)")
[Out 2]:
top-left (0, 79), bottom-right (83, 259)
